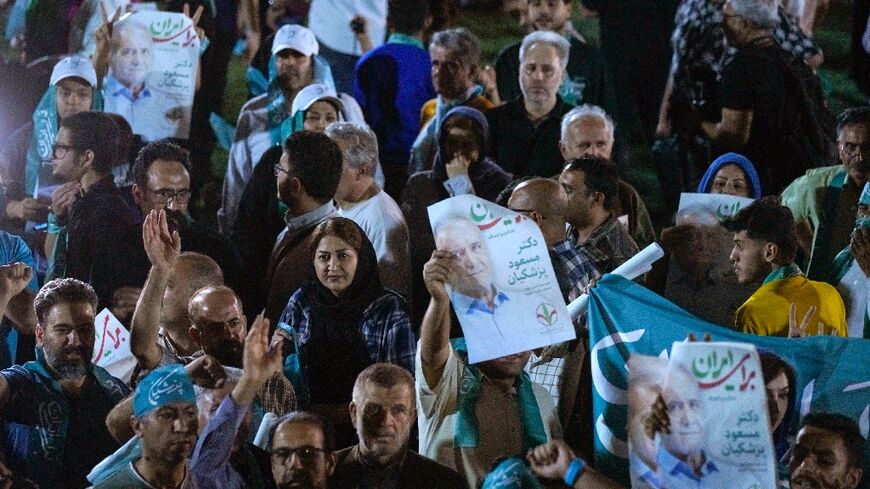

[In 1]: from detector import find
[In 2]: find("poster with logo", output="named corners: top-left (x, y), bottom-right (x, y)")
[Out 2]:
top-left (103, 11), bottom-right (200, 141)
top-left (92, 308), bottom-right (136, 384)
top-left (427, 195), bottom-right (575, 363)
top-left (627, 342), bottom-right (776, 488)
top-left (677, 193), bottom-right (754, 225)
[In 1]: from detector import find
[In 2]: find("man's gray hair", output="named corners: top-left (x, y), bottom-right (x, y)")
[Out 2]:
top-left (728, 0), bottom-right (777, 28)
top-left (519, 31), bottom-right (570, 71)
top-left (430, 28), bottom-right (482, 70)
top-left (324, 122), bottom-right (379, 173)
top-left (560, 104), bottom-right (615, 142)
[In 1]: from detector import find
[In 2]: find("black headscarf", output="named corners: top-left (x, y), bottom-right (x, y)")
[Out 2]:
top-left (300, 218), bottom-right (381, 405)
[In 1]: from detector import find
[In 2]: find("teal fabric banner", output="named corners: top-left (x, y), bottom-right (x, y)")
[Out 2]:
top-left (587, 274), bottom-right (870, 486)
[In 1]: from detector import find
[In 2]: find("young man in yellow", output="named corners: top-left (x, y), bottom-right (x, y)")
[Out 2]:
top-left (725, 197), bottom-right (848, 337)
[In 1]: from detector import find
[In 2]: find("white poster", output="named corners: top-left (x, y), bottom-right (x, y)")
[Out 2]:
top-left (427, 195), bottom-right (575, 363)
top-left (103, 11), bottom-right (199, 141)
top-left (92, 308), bottom-right (137, 384)
top-left (627, 342), bottom-right (776, 488)
top-left (677, 193), bottom-right (755, 225)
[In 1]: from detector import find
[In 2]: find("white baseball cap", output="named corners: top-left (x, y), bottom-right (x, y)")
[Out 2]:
top-left (272, 24), bottom-right (319, 57)
top-left (291, 83), bottom-right (342, 116)
top-left (50, 56), bottom-right (97, 87)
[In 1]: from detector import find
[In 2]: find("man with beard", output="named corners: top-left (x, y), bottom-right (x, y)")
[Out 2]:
top-left (92, 364), bottom-right (199, 488)
top-left (270, 411), bottom-right (336, 489)
top-left (417, 249), bottom-right (561, 488)
top-left (486, 31), bottom-right (573, 178)
top-left (788, 412), bottom-right (864, 489)
top-left (0, 278), bottom-right (130, 488)
top-left (330, 363), bottom-right (464, 488)
top-left (783, 107), bottom-right (870, 281)
top-left (220, 24), bottom-right (321, 233)
top-left (127, 140), bottom-right (249, 317)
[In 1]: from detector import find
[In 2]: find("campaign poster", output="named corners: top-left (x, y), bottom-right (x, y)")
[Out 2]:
top-left (427, 195), bottom-right (575, 364)
top-left (627, 342), bottom-right (776, 488)
top-left (677, 193), bottom-right (755, 225)
top-left (92, 308), bottom-right (137, 384)
top-left (103, 10), bottom-right (199, 141)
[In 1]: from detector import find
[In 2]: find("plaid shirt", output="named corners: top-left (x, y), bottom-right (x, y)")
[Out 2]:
top-left (278, 288), bottom-right (416, 373)
top-left (550, 239), bottom-right (600, 302)
top-left (569, 215), bottom-right (639, 274)
top-left (671, 0), bottom-right (821, 105)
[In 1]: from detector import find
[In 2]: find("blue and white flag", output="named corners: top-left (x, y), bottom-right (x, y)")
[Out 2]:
top-left (588, 274), bottom-right (870, 486)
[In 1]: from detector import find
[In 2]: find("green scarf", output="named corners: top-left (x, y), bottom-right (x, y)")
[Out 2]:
top-left (451, 338), bottom-right (547, 451)
top-left (762, 262), bottom-right (803, 285)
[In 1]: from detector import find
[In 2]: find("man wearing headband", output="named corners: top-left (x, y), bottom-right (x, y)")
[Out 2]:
top-left (0, 56), bottom-right (98, 238)
top-left (828, 182), bottom-right (870, 338)
top-left (92, 364), bottom-right (199, 488)
top-left (0, 278), bottom-right (130, 488)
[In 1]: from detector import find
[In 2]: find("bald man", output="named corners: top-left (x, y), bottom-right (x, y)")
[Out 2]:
top-left (508, 178), bottom-right (599, 459)
top-left (131, 211), bottom-right (225, 373)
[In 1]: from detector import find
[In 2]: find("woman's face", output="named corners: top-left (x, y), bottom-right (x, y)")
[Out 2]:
top-left (303, 101), bottom-right (339, 133)
top-left (443, 126), bottom-right (480, 163)
top-left (314, 235), bottom-right (358, 297)
top-left (710, 163), bottom-right (750, 197)
top-left (766, 371), bottom-right (790, 432)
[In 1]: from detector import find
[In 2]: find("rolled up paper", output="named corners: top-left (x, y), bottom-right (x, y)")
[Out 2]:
top-left (254, 412), bottom-right (279, 449)
top-left (567, 242), bottom-right (665, 320)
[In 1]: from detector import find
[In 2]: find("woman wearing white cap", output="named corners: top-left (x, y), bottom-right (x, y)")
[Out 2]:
top-left (1, 56), bottom-right (102, 238)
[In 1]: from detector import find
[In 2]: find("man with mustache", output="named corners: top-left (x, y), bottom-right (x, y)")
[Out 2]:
top-left (330, 363), bottom-right (464, 488)
top-left (128, 140), bottom-right (248, 319)
top-left (270, 411), bottom-right (337, 489)
top-left (783, 107), bottom-right (870, 281)
top-left (92, 364), bottom-right (199, 488)
top-left (0, 278), bottom-right (130, 488)
top-left (486, 31), bottom-right (574, 178)
top-left (220, 24), bottom-right (321, 233)
top-left (788, 412), bottom-right (864, 489)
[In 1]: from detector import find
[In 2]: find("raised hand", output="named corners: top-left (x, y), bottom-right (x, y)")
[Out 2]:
top-left (142, 210), bottom-right (181, 273)
top-left (235, 313), bottom-right (282, 406)
top-left (182, 3), bottom-right (205, 41)
top-left (423, 250), bottom-right (454, 303)
top-left (95, 2), bottom-right (122, 54)
top-left (851, 226), bottom-right (870, 277)
top-left (643, 392), bottom-right (671, 439)
top-left (185, 354), bottom-right (227, 389)
top-left (445, 153), bottom-right (471, 179)
top-left (788, 303), bottom-right (824, 338)
top-left (0, 263), bottom-right (32, 301)
top-left (50, 181), bottom-right (81, 220)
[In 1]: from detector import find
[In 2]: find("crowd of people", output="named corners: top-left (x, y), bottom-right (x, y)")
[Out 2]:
top-left (0, 0), bottom-right (867, 487)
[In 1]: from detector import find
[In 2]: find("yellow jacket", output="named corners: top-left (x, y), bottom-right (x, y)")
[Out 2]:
top-left (736, 274), bottom-right (847, 337)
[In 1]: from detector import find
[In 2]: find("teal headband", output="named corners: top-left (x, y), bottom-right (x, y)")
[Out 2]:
top-left (481, 457), bottom-right (544, 489)
top-left (860, 182), bottom-right (870, 206)
top-left (133, 365), bottom-right (196, 417)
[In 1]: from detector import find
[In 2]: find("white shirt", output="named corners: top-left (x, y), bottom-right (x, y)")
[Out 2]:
top-left (103, 75), bottom-right (190, 142)
top-left (836, 260), bottom-right (869, 338)
top-left (337, 190), bottom-right (411, 299)
top-left (308, 0), bottom-right (387, 55)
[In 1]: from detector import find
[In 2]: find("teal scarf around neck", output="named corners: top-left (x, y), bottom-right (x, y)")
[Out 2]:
top-left (450, 338), bottom-right (547, 451)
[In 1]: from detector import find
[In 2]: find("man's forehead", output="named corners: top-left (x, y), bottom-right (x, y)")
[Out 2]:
top-left (840, 123), bottom-right (870, 141)
top-left (795, 425), bottom-right (848, 454)
top-left (276, 47), bottom-right (307, 58)
top-left (56, 77), bottom-right (92, 91)
top-left (275, 421), bottom-right (325, 447)
top-left (45, 301), bottom-right (95, 323)
top-left (361, 382), bottom-right (414, 404)
top-left (148, 159), bottom-right (190, 182)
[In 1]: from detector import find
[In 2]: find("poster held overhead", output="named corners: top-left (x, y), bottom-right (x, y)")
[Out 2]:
top-left (427, 195), bottom-right (575, 364)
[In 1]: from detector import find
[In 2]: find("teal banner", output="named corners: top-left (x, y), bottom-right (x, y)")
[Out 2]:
top-left (587, 274), bottom-right (870, 486)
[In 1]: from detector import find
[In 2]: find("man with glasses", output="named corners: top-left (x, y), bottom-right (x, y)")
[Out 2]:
top-left (270, 411), bottom-right (337, 489)
top-left (128, 140), bottom-right (248, 315)
top-left (46, 111), bottom-right (144, 308)
top-left (783, 107), bottom-right (870, 280)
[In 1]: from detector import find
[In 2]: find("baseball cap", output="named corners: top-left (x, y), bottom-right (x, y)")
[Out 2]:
top-left (291, 83), bottom-right (342, 116)
top-left (50, 56), bottom-right (98, 87)
top-left (272, 24), bottom-right (319, 57)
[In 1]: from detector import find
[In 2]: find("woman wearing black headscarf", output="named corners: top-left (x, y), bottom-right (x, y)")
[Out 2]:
top-left (272, 217), bottom-right (416, 444)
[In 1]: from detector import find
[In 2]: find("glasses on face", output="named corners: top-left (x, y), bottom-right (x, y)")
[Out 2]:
top-left (271, 446), bottom-right (327, 466)
top-left (148, 188), bottom-right (192, 205)
top-left (51, 143), bottom-right (79, 160)
top-left (274, 163), bottom-right (292, 177)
